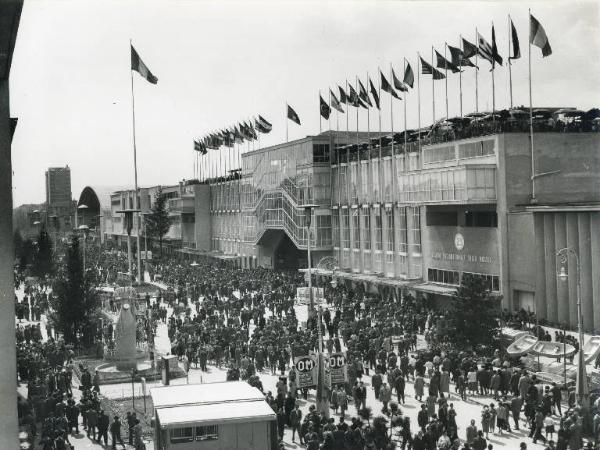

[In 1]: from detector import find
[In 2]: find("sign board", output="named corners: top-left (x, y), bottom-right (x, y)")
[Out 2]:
top-left (140, 250), bottom-right (153, 260)
top-left (328, 353), bottom-right (348, 385)
top-left (296, 287), bottom-right (324, 305)
top-left (294, 355), bottom-right (317, 388)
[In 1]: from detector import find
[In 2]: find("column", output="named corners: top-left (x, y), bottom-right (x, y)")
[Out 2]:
top-left (590, 212), bottom-right (600, 332)
top-left (533, 214), bottom-right (547, 321)
top-left (543, 214), bottom-right (558, 323)
top-left (0, 79), bottom-right (18, 447)
top-left (577, 213), bottom-right (593, 332)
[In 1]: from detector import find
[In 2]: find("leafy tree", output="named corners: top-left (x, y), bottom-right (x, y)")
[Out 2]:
top-left (33, 227), bottom-right (54, 278)
top-left (50, 234), bottom-right (100, 346)
top-left (447, 274), bottom-right (501, 350)
top-left (145, 186), bottom-right (172, 256)
top-left (17, 236), bottom-right (36, 272)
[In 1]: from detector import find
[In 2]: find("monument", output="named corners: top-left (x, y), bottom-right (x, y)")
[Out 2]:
top-left (114, 303), bottom-right (137, 371)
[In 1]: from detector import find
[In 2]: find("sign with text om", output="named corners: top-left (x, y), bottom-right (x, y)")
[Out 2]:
top-left (328, 352), bottom-right (348, 385)
top-left (296, 287), bottom-right (324, 305)
top-left (294, 355), bottom-right (317, 388)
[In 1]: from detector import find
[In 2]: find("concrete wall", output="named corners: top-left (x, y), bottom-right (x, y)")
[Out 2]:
top-left (194, 184), bottom-right (211, 252)
top-left (506, 212), bottom-right (536, 310)
top-left (502, 133), bottom-right (600, 207)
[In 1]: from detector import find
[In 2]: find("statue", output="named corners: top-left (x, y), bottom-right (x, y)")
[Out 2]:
top-left (114, 303), bottom-right (137, 370)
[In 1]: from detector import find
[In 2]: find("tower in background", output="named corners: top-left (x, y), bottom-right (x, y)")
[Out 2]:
top-left (45, 165), bottom-right (73, 231)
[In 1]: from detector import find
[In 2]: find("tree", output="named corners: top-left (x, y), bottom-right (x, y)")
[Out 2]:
top-left (145, 186), bottom-right (172, 257)
top-left (17, 236), bottom-right (36, 272)
top-left (50, 234), bottom-right (100, 347)
top-left (447, 274), bottom-right (502, 351)
top-left (14, 229), bottom-right (23, 266)
top-left (33, 227), bottom-right (54, 278)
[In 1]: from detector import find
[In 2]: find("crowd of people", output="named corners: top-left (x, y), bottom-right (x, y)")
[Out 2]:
top-left (13, 246), bottom-right (600, 450)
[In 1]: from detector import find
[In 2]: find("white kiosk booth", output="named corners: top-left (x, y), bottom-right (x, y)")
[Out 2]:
top-left (150, 381), bottom-right (277, 450)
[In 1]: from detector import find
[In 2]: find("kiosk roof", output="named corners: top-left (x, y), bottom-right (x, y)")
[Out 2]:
top-left (150, 381), bottom-right (265, 408)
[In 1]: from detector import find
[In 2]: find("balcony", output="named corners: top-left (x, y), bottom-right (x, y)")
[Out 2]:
top-left (168, 196), bottom-right (195, 215)
top-left (396, 164), bottom-right (497, 204)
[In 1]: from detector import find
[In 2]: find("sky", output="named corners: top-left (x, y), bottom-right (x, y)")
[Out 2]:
top-left (9, 0), bottom-right (600, 206)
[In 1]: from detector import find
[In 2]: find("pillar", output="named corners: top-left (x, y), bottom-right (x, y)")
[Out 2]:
top-left (0, 79), bottom-right (18, 448)
top-left (533, 214), bottom-right (547, 320)
top-left (577, 213), bottom-right (593, 332)
top-left (543, 214), bottom-right (558, 322)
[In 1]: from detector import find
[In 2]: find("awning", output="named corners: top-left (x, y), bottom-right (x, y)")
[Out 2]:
top-left (157, 400), bottom-right (276, 428)
top-left (411, 282), bottom-right (457, 296)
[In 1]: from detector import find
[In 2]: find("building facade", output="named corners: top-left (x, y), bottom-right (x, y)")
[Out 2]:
top-left (45, 166), bottom-right (73, 231)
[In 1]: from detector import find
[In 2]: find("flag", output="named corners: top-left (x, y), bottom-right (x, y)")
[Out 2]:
top-left (194, 139), bottom-right (207, 154)
top-left (358, 79), bottom-right (373, 107)
top-left (392, 67), bottom-right (408, 92)
top-left (223, 130), bottom-right (234, 147)
top-left (240, 123), bottom-right (254, 141)
top-left (369, 78), bottom-right (380, 110)
top-left (530, 14), bottom-right (552, 57)
top-left (234, 126), bottom-right (244, 143)
top-left (510, 18), bottom-right (521, 60)
top-left (130, 45), bottom-right (158, 84)
top-left (403, 62), bottom-right (415, 88)
top-left (246, 121), bottom-right (257, 140)
top-left (435, 49), bottom-right (461, 73)
top-left (420, 57), bottom-right (445, 80)
top-left (338, 85), bottom-right (348, 104)
top-left (330, 89), bottom-right (344, 113)
top-left (320, 94), bottom-right (331, 120)
top-left (380, 71), bottom-right (401, 99)
top-left (287, 104), bottom-right (301, 125)
top-left (448, 44), bottom-right (477, 68)
top-left (477, 32), bottom-right (494, 63)
top-left (462, 37), bottom-right (478, 59)
top-left (255, 115), bottom-right (272, 133)
top-left (491, 25), bottom-right (503, 67)
top-left (348, 84), bottom-right (360, 107)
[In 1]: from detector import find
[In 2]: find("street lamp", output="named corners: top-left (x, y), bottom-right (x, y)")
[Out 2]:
top-left (555, 247), bottom-right (589, 424)
top-left (300, 203), bottom-right (319, 315)
top-left (77, 224), bottom-right (90, 274)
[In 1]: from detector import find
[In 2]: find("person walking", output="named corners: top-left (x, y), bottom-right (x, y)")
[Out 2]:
top-left (110, 415), bottom-right (126, 449)
top-left (97, 410), bottom-right (109, 447)
top-left (290, 404), bottom-right (302, 443)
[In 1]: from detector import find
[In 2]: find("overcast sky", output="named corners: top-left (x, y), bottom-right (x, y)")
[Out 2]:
top-left (10, 0), bottom-right (600, 206)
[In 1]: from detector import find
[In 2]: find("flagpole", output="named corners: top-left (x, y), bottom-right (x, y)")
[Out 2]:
top-left (378, 69), bottom-right (382, 173)
top-left (129, 39), bottom-right (142, 284)
top-left (492, 22), bottom-right (496, 124)
top-left (366, 72), bottom-right (371, 161)
top-left (475, 28), bottom-right (479, 113)
top-left (328, 90), bottom-right (332, 132)
top-left (508, 15), bottom-right (514, 109)
top-left (458, 37), bottom-right (463, 117)
top-left (431, 46), bottom-right (435, 124)
top-left (444, 44), bottom-right (449, 119)
top-left (389, 63), bottom-right (395, 202)
top-left (286, 102), bottom-right (289, 143)
top-left (417, 53), bottom-right (422, 150)
top-left (403, 59), bottom-right (408, 149)
top-left (528, 9), bottom-right (536, 202)
top-left (355, 76), bottom-right (359, 154)
top-left (345, 80), bottom-right (350, 151)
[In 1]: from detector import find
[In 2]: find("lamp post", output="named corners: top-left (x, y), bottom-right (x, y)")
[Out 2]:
top-left (301, 204), bottom-right (319, 316)
top-left (117, 209), bottom-right (141, 284)
top-left (556, 247), bottom-right (589, 423)
top-left (77, 224), bottom-right (90, 274)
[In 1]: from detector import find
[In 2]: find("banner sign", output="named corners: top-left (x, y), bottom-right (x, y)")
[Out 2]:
top-left (294, 355), bottom-right (317, 388)
top-left (296, 287), bottom-right (324, 305)
top-left (328, 352), bottom-right (348, 385)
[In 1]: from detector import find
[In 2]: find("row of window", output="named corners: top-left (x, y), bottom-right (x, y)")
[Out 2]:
top-left (427, 267), bottom-right (500, 291)
top-left (170, 425), bottom-right (219, 443)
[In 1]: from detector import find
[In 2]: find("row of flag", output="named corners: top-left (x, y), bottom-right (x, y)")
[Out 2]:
top-left (280, 13), bottom-right (550, 125)
top-left (193, 116), bottom-right (273, 154)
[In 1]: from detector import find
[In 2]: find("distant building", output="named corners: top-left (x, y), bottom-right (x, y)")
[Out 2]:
top-left (45, 166), bottom-right (72, 231)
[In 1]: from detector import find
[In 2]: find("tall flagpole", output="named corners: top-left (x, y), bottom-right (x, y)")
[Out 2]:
top-left (458, 38), bottom-right (463, 117)
top-left (366, 72), bottom-right (371, 158)
top-left (444, 44), bottom-right (449, 119)
top-left (328, 90), bottom-right (332, 132)
top-left (528, 9), bottom-right (536, 202)
top-left (417, 53), bottom-right (422, 150)
top-left (129, 39), bottom-right (142, 284)
top-left (389, 63), bottom-right (395, 201)
top-left (508, 15), bottom-right (514, 109)
top-left (355, 76), bottom-right (359, 154)
top-left (431, 46), bottom-right (436, 124)
top-left (492, 22), bottom-right (496, 123)
top-left (286, 102), bottom-right (289, 143)
top-left (403, 59), bottom-right (408, 149)
top-left (475, 28), bottom-right (479, 113)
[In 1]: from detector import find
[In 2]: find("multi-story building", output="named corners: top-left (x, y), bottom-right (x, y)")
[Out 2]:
top-left (45, 166), bottom-right (72, 231)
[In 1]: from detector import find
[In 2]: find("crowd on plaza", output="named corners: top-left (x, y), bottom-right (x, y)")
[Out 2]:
top-left (12, 246), bottom-right (600, 450)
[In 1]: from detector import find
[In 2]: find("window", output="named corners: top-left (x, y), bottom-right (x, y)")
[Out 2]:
top-left (350, 163), bottom-right (359, 204)
top-left (458, 139), bottom-right (495, 159)
top-left (462, 272), bottom-right (500, 292)
top-left (361, 207), bottom-right (371, 250)
top-left (332, 210), bottom-right (340, 248)
top-left (428, 268), bottom-right (460, 285)
top-left (338, 166), bottom-right (348, 205)
top-left (423, 145), bottom-right (455, 164)
top-left (341, 208), bottom-right (350, 249)
top-left (409, 206), bottom-right (421, 254)
top-left (374, 208), bottom-right (383, 251)
top-left (170, 427), bottom-right (193, 443)
top-left (426, 211), bottom-right (458, 226)
top-left (196, 425), bottom-right (219, 441)
top-left (385, 208), bottom-right (394, 252)
top-left (360, 163), bottom-right (370, 203)
top-left (397, 207), bottom-right (407, 253)
top-left (371, 159), bottom-right (380, 200)
top-left (352, 209), bottom-right (360, 250)
top-left (313, 144), bottom-right (330, 163)
top-left (465, 210), bottom-right (497, 227)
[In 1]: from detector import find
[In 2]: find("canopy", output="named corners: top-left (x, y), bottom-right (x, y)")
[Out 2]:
top-left (151, 381), bottom-right (265, 408)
